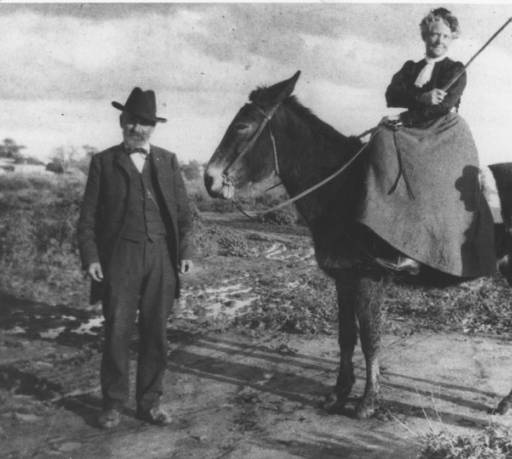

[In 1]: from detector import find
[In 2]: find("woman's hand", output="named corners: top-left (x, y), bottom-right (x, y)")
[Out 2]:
top-left (418, 89), bottom-right (447, 105)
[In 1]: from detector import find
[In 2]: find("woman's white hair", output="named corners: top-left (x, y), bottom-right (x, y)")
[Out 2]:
top-left (420, 7), bottom-right (460, 40)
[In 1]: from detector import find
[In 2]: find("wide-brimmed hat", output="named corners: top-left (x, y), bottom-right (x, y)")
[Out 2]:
top-left (112, 87), bottom-right (167, 124)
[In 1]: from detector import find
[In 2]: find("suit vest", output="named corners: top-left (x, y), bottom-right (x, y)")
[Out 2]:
top-left (120, 156), bottom-right (171, 242)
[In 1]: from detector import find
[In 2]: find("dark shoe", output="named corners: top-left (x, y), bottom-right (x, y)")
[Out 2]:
top-left (375, 256), bottom-right (421, 275)
top-left (97, 408), bottom-right (121, 429)
top-left (498, 255), bottom-right (512, 285)
top-left (395, 256), bottom-right (421, 275)
top-left (136, 405), bottom-right (172, 426)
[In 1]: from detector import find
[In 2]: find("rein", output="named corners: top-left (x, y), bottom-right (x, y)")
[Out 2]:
top-left (224, 101), bottom-right (375, 219)
top-left (233, 140), bottom-right (371, 218)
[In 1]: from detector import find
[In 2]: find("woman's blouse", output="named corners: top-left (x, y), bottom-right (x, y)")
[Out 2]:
top-left (385, 57), bottom-right (466, 126)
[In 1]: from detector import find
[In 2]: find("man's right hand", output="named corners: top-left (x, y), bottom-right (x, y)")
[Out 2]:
top-left (87, 262), bottom-right (104, 282)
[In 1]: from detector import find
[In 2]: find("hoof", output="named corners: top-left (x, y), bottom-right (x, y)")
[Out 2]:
top-left (323, 387), bottom-right (351, 414)
top-left (355, 396), bottom-right (378, 419)
top-left (494, 397), bottom-right (512, 415)
top-left (323, 391), bottom-right (344, 414)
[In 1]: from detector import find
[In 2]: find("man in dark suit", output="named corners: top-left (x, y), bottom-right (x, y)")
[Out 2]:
top-left (77, 87), bottom-right (194, 428)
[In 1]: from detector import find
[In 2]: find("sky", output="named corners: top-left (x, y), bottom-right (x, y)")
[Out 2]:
top-left (1, 2), bottom-right (511, 166)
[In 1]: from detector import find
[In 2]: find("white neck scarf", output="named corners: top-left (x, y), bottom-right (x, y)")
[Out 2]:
top-left (125, 143), bottom-right (151, 173)
top-left (414, 55), bottom-right (445, 88)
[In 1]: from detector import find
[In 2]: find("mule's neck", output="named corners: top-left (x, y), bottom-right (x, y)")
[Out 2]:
top-left (271, 102), bottom-right (365, 224)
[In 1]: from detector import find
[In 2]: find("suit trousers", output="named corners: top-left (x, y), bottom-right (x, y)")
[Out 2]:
top-left (100, 237), bottom-right (176, 411)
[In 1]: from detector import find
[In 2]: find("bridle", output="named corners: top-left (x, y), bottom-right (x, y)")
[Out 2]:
top-left (220, 100), bottom-right (375, 218)
top-left (221, 101), bottom-right (281, 187)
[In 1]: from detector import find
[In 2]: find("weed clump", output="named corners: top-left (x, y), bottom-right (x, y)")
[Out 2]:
top-left (420, 425), bottom-right (512, 459)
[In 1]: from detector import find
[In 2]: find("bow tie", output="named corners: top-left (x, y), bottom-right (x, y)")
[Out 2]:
top-left (128, 147), bottom-right (149, 155)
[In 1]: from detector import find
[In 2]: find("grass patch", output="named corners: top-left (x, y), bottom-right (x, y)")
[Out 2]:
top-left (384, 276), bottom-right (512, 336)
top-left (233, 267), bottom-right (337, 335)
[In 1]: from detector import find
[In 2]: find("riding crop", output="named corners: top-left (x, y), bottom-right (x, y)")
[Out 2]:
top-left (442, 16), bottom-right (512, 91)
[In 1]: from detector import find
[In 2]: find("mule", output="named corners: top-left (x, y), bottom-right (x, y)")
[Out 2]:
top-left (204, 71), bottom-right (510, 418)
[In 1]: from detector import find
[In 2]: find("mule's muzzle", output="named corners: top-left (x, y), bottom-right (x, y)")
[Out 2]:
top-left (204, 172), bottom-right (215, 195)
top-left (204, 165), bottom-right (234, 199)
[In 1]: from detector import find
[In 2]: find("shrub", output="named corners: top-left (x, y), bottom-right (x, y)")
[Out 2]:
top-left (257, 207), bottom-right (298, 225)
top-left (217, 231), bottom-right (250, 257)
top-left (0, 174), bottom-right (85, 304)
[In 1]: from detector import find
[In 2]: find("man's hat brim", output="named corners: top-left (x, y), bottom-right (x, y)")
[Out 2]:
top-left (111, 101), bottom-right (167, 123)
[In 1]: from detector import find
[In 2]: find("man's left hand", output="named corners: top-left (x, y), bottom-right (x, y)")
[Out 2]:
top-left (180, 259), bottom-right (193, 274)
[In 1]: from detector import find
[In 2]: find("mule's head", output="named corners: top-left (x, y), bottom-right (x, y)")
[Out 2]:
top-left (204, 71), bottom-right (300, 199)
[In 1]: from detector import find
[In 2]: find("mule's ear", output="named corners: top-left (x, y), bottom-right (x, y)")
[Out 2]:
top-left (252, 70), bottom-right (301, 106)
top-left (275, 70), bottom-right (301, 103)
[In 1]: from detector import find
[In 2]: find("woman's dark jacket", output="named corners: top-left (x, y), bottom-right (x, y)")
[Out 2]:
top-left (385, 57), bottom-right (466, 126)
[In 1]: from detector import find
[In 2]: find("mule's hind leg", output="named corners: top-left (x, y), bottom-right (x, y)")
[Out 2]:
top-left (355, 272), bottom-right (385, 419)
top-left (324, 269), bottom-right (358, 413)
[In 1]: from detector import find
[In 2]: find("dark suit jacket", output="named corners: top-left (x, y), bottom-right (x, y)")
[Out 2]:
top-left (385, 57), bottom-right (466, 126)
top-left (77, 143), bottom-right (195, 303)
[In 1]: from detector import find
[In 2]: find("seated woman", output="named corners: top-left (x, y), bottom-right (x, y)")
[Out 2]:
top-left (357, 7), bottom-right (496, 278)
top-left (386, 7), bottom-right (465, 129)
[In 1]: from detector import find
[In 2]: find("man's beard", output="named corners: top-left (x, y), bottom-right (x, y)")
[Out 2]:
top-left (123, 130), bottom-right (150, 149)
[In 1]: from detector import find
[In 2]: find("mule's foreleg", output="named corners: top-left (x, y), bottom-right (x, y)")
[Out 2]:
top-left (354, 272), bottom-right (385, 419)
top-left (324, 270), bottom-right (358, 412)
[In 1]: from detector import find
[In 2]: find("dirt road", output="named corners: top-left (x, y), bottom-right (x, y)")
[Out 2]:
top-left (2, 302), bottom-right (512, 459)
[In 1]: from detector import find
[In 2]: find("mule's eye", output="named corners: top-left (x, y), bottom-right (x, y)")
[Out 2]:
top-left (234, 123), bottom-right (250, 132)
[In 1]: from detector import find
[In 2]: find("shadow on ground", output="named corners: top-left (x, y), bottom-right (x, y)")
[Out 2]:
top-left (0, 289), bottom-right (508, 458)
